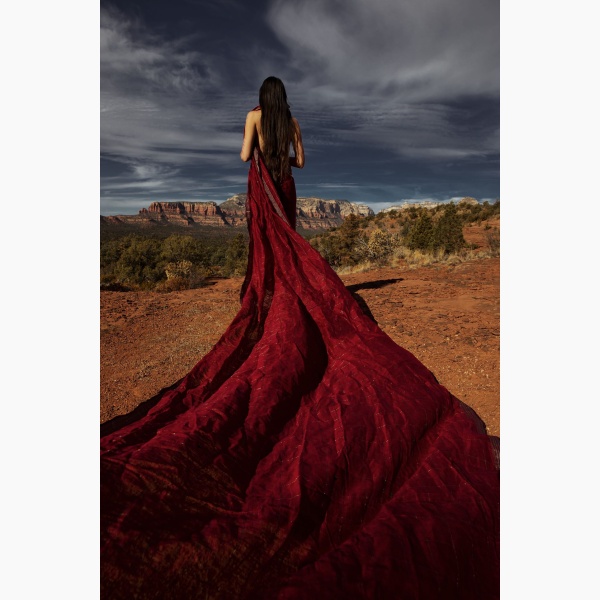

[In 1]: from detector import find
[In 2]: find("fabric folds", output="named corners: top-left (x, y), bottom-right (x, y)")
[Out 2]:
top-left (101, 148), bottom-right (500, 599)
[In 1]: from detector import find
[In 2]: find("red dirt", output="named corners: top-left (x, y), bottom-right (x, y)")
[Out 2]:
top-left (101, 255), bottom-right (499, 437)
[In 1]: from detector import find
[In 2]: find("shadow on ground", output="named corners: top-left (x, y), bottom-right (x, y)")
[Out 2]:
top-left (345, 278), bottom-right (403, 293)
top-left (346, 278), bottom-right (404, 324)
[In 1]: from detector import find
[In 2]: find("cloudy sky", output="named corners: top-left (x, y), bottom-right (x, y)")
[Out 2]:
top-left (101, 0), bottom-right (499, 215)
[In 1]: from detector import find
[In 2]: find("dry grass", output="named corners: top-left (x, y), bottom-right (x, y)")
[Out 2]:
top-left (335, 261), bottom-right (380, 275)
top-left (334, 242), bottom-right (499, 275)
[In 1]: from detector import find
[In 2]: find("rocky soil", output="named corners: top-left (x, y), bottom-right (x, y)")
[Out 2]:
top-left (101, 252), bottom-right (499, 437)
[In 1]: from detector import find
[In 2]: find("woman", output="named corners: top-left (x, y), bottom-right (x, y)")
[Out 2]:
top-left (100, 77), bottom-right (499, 599)
top-left (240, 76), bottom-right (304, 229)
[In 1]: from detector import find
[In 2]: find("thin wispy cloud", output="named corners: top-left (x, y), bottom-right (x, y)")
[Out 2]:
top-left (101, 6), bottom-right (243, 166)
top-left (101, 6), bottom-right (220, 97)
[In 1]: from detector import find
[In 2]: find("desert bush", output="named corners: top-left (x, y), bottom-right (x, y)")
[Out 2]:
top-left (311, 233), bottom-right (339, 266)
top-left (486, 230), bottom-right (500, 255)
top-left (403, 203), bottom-right (465, 255)
top-left (101, 233), bottom-right (217, 290)
top-left (208, 243), bottom-right (228, 270)
top-left (223, 233), bottom-right (249, 277)
top-left (366, 229), bottom-right (399, 262)
top-left (463, 199), bottom-right (500, 223)
top-left (160, 235), bottom-right (209, 266)
top-left (405, 212), bottom-right (435, 252)
top-left (432, 203), bottom-right (466, 254)
top-left (165, 259), bottom-right (194, 280)
top-left (161, 260), bottom-right (208, 289)
top-left (310, 213), bottom-right (365, 267)
top-left (111, 236), bottom-right (164, 288)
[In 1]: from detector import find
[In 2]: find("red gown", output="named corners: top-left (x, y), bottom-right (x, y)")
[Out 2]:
top-left (101, 147), bottom-right (500, 599)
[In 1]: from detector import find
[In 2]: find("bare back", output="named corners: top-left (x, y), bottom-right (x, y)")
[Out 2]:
top-left (240, 108), bottom-right (305, 169)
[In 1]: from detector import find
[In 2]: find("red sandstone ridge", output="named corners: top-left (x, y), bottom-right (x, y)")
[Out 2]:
top-left (101, 198), bottom-right (375, 231)
top-left (138, 201), bottom-right (228, 227)
top-left (143, 201), bottom-right (222, 216)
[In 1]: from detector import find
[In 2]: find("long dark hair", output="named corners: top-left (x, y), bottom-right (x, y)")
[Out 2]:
top-left (259, 76), bottom-right (293, 183)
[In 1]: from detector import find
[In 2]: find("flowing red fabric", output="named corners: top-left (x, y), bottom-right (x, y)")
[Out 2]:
top-left (101, 148), bottom-right (500, 599)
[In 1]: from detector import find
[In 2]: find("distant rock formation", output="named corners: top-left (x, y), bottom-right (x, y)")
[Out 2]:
top-left (141, 201), bottom-right (228, 227)
top-left (101, 197), bottom-right (375, 231)
top-left (295, 197), bottom-right (372, 229)
top-left (218, 195), bottom-right (247, 226)
top-left (101, 201), bottom-right (228, 228)
top-left (380, 197), bottom-right (481, 213)
top-left (457, 197), bottom-right (479, 206)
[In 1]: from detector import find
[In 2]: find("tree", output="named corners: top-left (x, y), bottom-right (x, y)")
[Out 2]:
top-left (405, 213), bottom-right (435, 251)
top-left (433, 203), bottom-right (465, 254)
top-left (160, 235), bottom-right (209, 266)
top-left (224, 233), bottom-right (249, 276)
top-left (113, 236), bottom-right (164, 287)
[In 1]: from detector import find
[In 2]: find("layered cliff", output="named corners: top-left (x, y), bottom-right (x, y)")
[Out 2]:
top-left (218, 195), bottom-right (247, 226)
top-left (101, 197), bottom-right (375, 230)
top-left (140, 201), bottom-right (229, 227)
top-left (296, 197), bottom-right (373, 229)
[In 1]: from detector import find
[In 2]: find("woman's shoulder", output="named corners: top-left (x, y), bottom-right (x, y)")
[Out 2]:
top-left (291, 116), bottom-right (302, 132)
top-left (246, 107), bottom-right (261, 123)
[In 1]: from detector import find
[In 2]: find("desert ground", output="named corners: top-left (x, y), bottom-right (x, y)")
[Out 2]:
top-left (101, 250), bottom-right (499, 437)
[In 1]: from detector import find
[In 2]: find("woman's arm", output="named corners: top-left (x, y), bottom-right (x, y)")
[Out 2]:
top-left (240, 110), bottom-right (259, 162)
top-left (289, 117), bottom-right (305, 169)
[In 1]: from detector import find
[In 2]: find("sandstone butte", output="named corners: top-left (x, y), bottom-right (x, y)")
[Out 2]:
top-left (101, 196), bottom-right (375, 230)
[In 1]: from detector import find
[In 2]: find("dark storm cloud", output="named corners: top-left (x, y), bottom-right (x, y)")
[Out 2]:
top-left (100, 0), bottom-right (499, 214)
top-left (267, 0), bottom-right (499, 102)
top-left (266, 0), bottom-right (498, 162)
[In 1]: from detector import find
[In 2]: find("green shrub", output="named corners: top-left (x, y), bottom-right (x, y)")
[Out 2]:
top-left (101, 234), bottom-right (217, 290)
top-left (310, 214), bottom-right (365, 267)
top-left (463, 199), bottom-right (500, 223)
top-left (405, 213), bottom-right (435, 252)
top-left (404, 203), bottom-right (465, 255)
top-left (224, 233), bottom-right (249, 277)
top-left (432, 203), bottom-right (465, 254)
top-left (160, 235), bottom-right (209, 265)
top-left (112, 236), bottom-right (164, 288)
